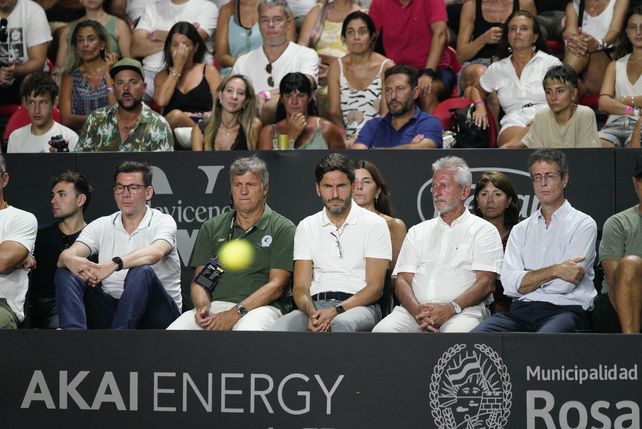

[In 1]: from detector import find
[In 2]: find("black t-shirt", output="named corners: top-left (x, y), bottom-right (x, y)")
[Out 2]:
top-left (30, 222), bottom-right (82, 298)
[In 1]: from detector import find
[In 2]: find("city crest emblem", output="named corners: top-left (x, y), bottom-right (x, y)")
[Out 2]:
top-left (430, 343), bottom-right (512, 429)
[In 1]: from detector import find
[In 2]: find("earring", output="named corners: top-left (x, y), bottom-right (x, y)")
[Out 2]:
top-left (532, 44), bottom-right (536, 52)
top-left (507, 46), bottom-right (512, 53)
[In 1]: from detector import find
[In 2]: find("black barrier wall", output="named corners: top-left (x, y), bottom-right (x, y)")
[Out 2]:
top-left (3, 331), bottom-right (641, 428)
top-left (4, 149), bottom-right (638, 303)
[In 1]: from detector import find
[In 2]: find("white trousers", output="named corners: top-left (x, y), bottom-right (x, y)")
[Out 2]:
top-left (167, 301), bottom-right (282, 331)
top-left (372, 304), bottom-right (489, 333)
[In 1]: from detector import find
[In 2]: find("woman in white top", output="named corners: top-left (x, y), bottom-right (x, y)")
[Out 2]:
top-left (327, 11), bottom-right (393, 145)
top-left (563, 0), bottom-right (628, 96)
top-left (597, 6), bottom-right (642, 147)
top-left (467, 10), bottom-right (562, 147)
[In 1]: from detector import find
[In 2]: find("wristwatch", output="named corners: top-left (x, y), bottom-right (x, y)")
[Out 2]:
top-left (236, 304), bottom-right (249, 317)
top-left (112, 256), bottom-right (124, 271)
top-left (335, 304), bottom-right (346, 314)
top-left (451, 301), bottom-right (462, 314)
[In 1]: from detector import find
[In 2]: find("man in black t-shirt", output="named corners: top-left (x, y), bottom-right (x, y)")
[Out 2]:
top-left (26, 171), bottom-right (92, 328)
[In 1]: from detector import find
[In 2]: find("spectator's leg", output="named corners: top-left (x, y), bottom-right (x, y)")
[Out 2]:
top-left (331, 303), bottom-right (381, 332)
top-left (55, 268), bottom-right (117, 329)
top-left (112, 265), bottom-right (180, 329)
top-left (167, 301), bottom-right (237, 330)
top-left (497, 125), bottom-right (529, 147)
top-left (536, 307), bottom-right (590, 332)
top-left (269, 309), bottom-right (310, 332)
top-left (0, 298), bottom-right (18, 329)
top-left (611, 255), bottom-right (642, 333)
top-left (372, 305), bottom-right (419, 333)
top-left (234, 305), bottom-right (282, 331)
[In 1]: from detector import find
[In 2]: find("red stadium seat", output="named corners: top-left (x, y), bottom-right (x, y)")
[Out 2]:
top-left (579, 94), bottom-right (599, 110)
top-left (2, 105), bottom-right (62, 143)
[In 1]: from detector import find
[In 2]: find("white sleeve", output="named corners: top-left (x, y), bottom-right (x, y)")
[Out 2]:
top-left (194, 2), bottom-right (219, 35)
top-left (365, 218), bottom-right (391, 261)
top-left (471, 223), bottom-right (503, 274)
top-left (392, 226), bottom-right (419, 276)
top-left (76, 218), bottom-right (104, 255)
top-left (298, 47), bottom-right (320, 85)
top-left (25, 3), bottom-right (52, 47)
top-left (135, 5), bottom-right (154, 31)
top-left (479, 64), bottom-right (497, 93)
top-left (500, 223), bottom-right (528, 297)
top-left (151, 212), bottom-right (177, 250)
top-left (4, 210), bottom-right (37, 253)
top-left (293, 220), bottom-right (312, 261)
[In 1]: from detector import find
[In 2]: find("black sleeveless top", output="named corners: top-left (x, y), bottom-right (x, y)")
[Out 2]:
top-left (471, 0), bottom-right (520, 60)
top-left (165, 65), bottom-right (213, 114)
top-left (198, 121), bottom-right (249, 151)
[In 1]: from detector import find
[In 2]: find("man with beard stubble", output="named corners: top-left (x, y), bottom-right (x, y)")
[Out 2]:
top-left (270, 153), bottom-right (391, 332)
top-left (352, 65), bottom-right (442, 149)
top-left (75, 58), bottom-right (174, 152)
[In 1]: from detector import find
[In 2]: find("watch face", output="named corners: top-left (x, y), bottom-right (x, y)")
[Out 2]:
top-left (237, 305), bottom-right (248, 316)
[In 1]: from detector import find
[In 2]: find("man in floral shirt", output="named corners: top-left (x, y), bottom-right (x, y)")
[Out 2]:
top-left (75, 58), bottom-right (173, 152)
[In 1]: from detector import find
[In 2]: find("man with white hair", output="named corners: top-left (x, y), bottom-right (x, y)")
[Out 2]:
top-left (373, 156), bottom-right (503, 333)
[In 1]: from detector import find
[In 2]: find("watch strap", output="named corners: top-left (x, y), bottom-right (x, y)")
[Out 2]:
top-left (112, 256), bottom-right (124, 271)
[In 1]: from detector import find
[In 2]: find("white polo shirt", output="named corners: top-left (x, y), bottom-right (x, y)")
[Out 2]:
top-left (76, 207), bottom-right (182, 309)
top-left (0, 206), bottom-right (37, 322)
top-left (294, 201), bottom-right (391, 296)
top-left (393, 209), bottom-right (503, 306)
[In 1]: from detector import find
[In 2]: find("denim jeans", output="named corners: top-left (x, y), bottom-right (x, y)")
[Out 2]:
top-left (55, 265), bottom-right (180, 329)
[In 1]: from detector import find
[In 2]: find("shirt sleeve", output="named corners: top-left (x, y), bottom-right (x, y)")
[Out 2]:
top-left (269, 220), bottom-right (296, 272)
top-left (543, 215), bottom-right (597, 294)
top-left (500, 222), bottom-right (527, 297)
top-left (365, 217), bottom-right (392, 260)
top-left (577, 107), bottom-right (600, 148)
top-left (190, 221), bottom-right (216, 267)
top-left (135, 6), bottom-right (154, 31)
top-left (25, 3), bottom-right (52, 48)
top-left (417, 115), bottom-right (443, 147)
top-left (368, 0), bottom-right (382, 33)
top-left (298, 47), bottom-right (320, 86)
top-left (4, 210), bottom-right (37, 253)
top-left (75, 113), bottom-right (96, 152)
top-left (151, 116), bottom-right (174, 152)
top-left (471, 223), bottom-right (503, 274)
top-left (479, 64), bottom-right (498, 93)
top-left (151, 212), bottom-right (177, 251)
top-left (392, 225), bottom-right (419, 276)
top-left (599, 214), bottom-right (626, 263)
top-left (293, 219), bottom-right (312, 261)
top-left (194, 2), bottom-right (218, 36)
top-left (354, 118), bottom-right (376, 148)
top-left (76, 218), bottom-right (103, 256)
top-left (426, 0), bottom-right (447, 25)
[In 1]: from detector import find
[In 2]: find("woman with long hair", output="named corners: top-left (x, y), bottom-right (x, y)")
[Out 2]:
top-left (466, 10), bottom-right (562, 147)
top-left (192, 73), bottom-right (262, 150)
top-left (472, 171), bottom-right (520, 313)
top-left (597, 6), bottom-right (642, 148)
top-left (353, 160), bottom-right (407, 268)
top-left (153, 22), bottom-right (221, 147)
top-left (327, 11), bottom-right (393, 146)
top-left (59, 20), bottom-right (116, 132)
top-left (258, 72), bottom-right (345, 149)
top-left (55, 0), bottom-right (131, 77)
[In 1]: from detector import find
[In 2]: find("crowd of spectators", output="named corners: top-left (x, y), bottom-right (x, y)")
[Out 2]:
top-left (2, 0), bottom-right (642, 151)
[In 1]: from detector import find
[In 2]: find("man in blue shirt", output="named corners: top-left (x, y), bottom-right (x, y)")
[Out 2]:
top-left (352, 65), bottom-right (442, 149)
top-left (473, 150), bottom-right (596, 333)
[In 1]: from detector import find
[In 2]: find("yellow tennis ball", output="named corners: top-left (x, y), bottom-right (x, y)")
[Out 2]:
top-left (218, 239), bottom-right (254, 271)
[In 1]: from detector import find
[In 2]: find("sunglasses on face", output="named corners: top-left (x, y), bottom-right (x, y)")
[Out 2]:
top-left (0, 19), bottom-right (7, 43)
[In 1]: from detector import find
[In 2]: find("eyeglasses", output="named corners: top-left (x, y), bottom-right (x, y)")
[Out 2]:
top-left (113, 184), bottom-right (146, 194)
top-left (330, 231), bottom-right (343, 259)
top-left (0, 19), bottom-right (7, 43)
top-left (259, 16), bottom-right (287, 26)
top-left (265, 63), bottom-right (274, 87)
top-left (530, 172), bottom-right (560, 183)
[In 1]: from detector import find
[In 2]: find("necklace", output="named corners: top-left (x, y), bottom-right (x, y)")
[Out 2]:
top-left (220, 121), bottom-right (239, 137)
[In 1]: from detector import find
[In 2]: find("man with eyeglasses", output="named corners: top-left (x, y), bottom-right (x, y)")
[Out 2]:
top-left (233, 0), bottom-right (318, 123)
top-left (593, 155), bottom-right (642, 333)
top-left (473, 149), bottom-right (597, 333)
top-left (0, 0), bottom-right (50, 106)
top-left (25, 171), bottom-right (92, 329)
top-left (0, 155), bottom-right (37, 329)
top-left (75, 58), bottom-right (174, 152)
top-left (271, 153), bottom-right (391, 332)
top-left (55, 161), bottom-right (181, 329)
top-left (373, 156), bottom-right (503, 333)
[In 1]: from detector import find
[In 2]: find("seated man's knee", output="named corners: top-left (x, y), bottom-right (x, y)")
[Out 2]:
top-left (123, 265), bottom-right (155, 289)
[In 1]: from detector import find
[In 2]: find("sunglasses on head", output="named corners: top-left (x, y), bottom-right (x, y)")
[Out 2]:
top-left (0, 19), bottom-right (7, 43)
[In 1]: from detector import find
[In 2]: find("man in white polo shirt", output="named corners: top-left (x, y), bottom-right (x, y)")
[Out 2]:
top-left (271, 153), bottom-right (391, 332)
top-left (55, 160), bottom-right (181, 329)
top-left (373, 156), bottom-right (503, 333)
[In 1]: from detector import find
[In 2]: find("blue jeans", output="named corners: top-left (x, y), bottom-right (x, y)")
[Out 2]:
top-left (472, 301), bottom-right (590, 333)
top-left (55, 266), bottom-right (180, 329)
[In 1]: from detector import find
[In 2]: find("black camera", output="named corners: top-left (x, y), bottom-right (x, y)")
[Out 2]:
top-left (50, 135), bottom-right (69, 152)
top-left (194, 259), bottom-right (225, 293)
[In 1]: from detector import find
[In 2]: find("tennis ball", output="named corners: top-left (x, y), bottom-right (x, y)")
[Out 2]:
top-left (218, 239), bottom-right (254, 271)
